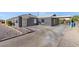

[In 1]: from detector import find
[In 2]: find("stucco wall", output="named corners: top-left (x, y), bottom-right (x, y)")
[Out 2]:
top-left (8, 17), bottom-right (19, 27)
top-left (51, 18), bottom-right (59, 26)
top-left (21, 17), bottom-right (27, 27)
top-left (21, 15), bottom-right (37, 27)
top-left (27, 18), bottom-right (35, 26)
top-left (38, 17), bottom-right (52, 26)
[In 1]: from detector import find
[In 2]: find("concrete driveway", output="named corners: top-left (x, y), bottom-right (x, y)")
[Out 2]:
top-left (0, 25), bottom-right (66, 47)
top-left (58, 26), bottom-right (79, 47)
top-left (1, 24), bottom-right (79, 47)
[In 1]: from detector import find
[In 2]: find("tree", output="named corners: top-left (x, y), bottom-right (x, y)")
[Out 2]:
top-left (70, 16), bottom-right (79, 21)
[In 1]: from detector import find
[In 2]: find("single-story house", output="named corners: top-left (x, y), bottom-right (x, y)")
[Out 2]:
top-left (37, 16), bottom-right (59, 26)
top-left (37, 16), bottom-right (72, 26)
top-left (6, 14), bottom-right (38, 27)
top-left (6, 14), bottom-right (72, 27)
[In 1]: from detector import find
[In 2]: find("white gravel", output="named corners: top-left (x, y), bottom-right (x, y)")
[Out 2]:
top-left (0, 23), bottom-right (21, 40)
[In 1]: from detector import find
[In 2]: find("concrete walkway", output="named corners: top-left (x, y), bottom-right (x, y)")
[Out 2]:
top-left (58, 26), bottom-right (79, 47)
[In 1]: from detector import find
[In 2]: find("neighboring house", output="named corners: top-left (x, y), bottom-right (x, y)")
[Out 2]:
top-left (6, 14), bottom-right (72, 27)
top-left (0, 20), bottom-right (5, 23)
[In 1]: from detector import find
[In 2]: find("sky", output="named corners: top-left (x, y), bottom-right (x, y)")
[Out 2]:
top-left (1, 12), bottom-right (79, 20)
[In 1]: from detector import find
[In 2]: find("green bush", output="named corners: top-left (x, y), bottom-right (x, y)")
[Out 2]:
top-left (6, 21), bottom-right (12, 26)
top-left (70, 16), bottom-right (79, 21)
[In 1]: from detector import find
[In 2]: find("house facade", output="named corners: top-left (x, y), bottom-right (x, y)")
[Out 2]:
top-left (7, 14), bottom-right (38, 27)
top-left (37, 16), bottom-right (72, 26)
top-left (6, 14), bottom-right (72, 27)
top-left (37, 16), bottom-right (59, 26)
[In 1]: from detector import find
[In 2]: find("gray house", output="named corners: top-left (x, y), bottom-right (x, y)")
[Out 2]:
top-left (37, 16), bottom-right (59, 26)
top-left (37, 16), bottom-right (72, 26)
top-left (6, 14), bottom-right (72, 27)
top-left (7, 14), bottom-right (38, 27)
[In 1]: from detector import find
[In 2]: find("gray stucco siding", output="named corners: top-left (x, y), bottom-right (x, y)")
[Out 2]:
top-left (43, 17), bottom-right (52, 26)
top-left (27, 18), bottom-right (35, 26)
top-left (38, 17), bottom-right (52, 26)
top-left (51, 18), bottom-right (59, 26)
top-left (21, 17), bottom-right (28, 27)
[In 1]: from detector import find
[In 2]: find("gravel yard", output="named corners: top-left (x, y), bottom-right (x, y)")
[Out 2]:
top-left (0, 24), bottom-right (21, 40)
top-left (0, 23), bottom-right (32, 41)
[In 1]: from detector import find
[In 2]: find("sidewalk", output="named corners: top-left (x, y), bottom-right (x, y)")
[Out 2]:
top-left (58, 26), bottom-right (79, 47)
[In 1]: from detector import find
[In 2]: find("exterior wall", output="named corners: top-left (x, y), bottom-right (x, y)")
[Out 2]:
top-left (38, 17), bottom-right (59, 26)
top-left (59, 17), bottom-right (71, 24)
top-left (7, 15), bottom-right (72, 27)
top-left (21, 16), bottom-right (28, 27)
top-left (13, 17), bottom-right (19, 27)
top-left (27, 18), bottom-right (35, 26)
top-left (21, 15), bottom-right (37, 27)
top-left (38, 17), bottom-right (52, 26)
top-left (51, 18), bottom-right (59, 26)
top-left (7, 17), bottom-right (19, 27)
top-left (22, 19), bottom-right (27, 27)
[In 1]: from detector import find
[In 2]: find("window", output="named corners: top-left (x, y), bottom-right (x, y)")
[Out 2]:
top-left (41, 19), bottom-right (44, 23)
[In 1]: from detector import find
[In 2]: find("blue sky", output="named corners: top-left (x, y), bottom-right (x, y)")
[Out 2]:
top-left (1, 12), bottom-right (79, 20)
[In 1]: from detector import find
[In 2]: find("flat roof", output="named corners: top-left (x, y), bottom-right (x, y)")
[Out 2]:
top-left (37, 16), bottom-right (72, 18)
top-left (52, 16), bottom-right (72, 18)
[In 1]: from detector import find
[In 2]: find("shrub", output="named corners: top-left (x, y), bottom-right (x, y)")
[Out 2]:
top-left (70, 16), bottom-right (79, 21)
top-left (6, 21), bottom-right (12, 26)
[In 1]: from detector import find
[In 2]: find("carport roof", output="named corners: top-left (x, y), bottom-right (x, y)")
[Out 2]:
top-left (37, 16), bottom-right (72, 18)
top-left (51, 16), bottom-right (72, 18)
